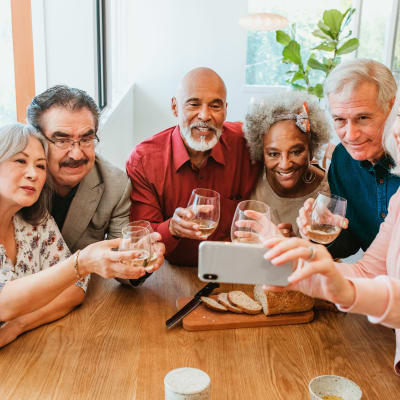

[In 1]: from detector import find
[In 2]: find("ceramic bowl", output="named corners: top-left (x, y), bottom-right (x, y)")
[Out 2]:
top-left (309, 375), bottom-right (362, 400)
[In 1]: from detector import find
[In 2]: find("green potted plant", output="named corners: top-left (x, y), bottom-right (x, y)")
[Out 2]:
top-left (275, 8), bottom-right (359, 98)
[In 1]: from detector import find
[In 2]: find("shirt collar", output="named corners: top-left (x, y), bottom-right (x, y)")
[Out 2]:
top-left (359, 153), bottom-right (394, 173)
top-left (172, 125), bottom-right (226, 172)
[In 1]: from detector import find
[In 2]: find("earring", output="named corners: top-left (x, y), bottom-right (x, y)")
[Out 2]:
top-left (302, 168), bottom-right (316, 184)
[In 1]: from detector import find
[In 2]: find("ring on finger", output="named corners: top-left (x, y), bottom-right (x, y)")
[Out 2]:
top-left (307, 246), bottom-right (316, 261)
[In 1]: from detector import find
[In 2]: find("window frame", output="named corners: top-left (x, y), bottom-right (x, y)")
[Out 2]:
top-left (10, 0), bottom-right (35, 123)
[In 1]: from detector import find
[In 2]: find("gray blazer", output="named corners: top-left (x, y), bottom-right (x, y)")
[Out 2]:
top-left (61, 154), bottom-right (131, 253)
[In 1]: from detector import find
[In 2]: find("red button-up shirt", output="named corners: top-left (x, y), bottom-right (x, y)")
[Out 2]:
top-left (126, 122), bottom-right (261, 266)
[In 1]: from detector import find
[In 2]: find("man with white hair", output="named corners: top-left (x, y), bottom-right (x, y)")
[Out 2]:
top-left (299, 59), bottom-right (400, 258)
top-left (126, 67), bottom-right (261, 266)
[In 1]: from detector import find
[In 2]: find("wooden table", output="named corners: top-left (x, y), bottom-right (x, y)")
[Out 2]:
top-left (0, 262), bottom-right (399, 399)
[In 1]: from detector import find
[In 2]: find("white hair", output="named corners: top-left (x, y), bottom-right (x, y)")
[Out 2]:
top-left (383, 89), bottom-right (400, 176)
top-left (324, 59), bottom-right (397, 111)
top-left (244, 91), bottom-right (332, 162)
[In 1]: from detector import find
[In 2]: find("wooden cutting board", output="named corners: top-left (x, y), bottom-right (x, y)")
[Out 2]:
top-left (177, 296), bottom-right (314, 331)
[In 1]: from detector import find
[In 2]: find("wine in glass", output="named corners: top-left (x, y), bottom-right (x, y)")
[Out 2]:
top-left (125, 221), bottom-right (158, 271)
top-left (187, 188), bottom-right (220, 239)
top-left (231, 200), bottom-right (271, 244)
top-left (119, 225), bottom-right (151, 267)
top-left (307, 193), bottom-right (347, 245)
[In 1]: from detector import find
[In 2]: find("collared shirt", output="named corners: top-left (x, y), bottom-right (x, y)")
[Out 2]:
top-left (126, 122), bottom-right (262, 266)
top-left (327, 143), bottom-right (400, 258)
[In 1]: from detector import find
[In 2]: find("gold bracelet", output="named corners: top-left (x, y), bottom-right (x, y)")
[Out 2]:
top-left (74, 250), bottom-right (82, 280)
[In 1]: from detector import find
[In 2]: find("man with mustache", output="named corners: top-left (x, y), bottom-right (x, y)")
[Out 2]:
top-left (27, 85), bottom-right (164, 287)
top-left (126, 67), bottom-right (261, 266)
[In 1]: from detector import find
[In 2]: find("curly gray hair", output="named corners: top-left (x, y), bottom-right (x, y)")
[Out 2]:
top-left (244, 92), bottom-right (332, 163)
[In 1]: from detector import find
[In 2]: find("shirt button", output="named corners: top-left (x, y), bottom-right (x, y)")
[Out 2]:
top-left (378, 178), bottom-right (384, 184)
top-left (381, 212), bottom-right (386, 218)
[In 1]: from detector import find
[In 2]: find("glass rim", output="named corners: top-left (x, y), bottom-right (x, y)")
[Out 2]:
top-left (121, 225), bottom-right (150, 237)
top-left (316, 192), bottom-right (347, 203)
top-left (191, 188), bottom-right (220, 198)
top-left (236, 199), bottom-right (270, 212)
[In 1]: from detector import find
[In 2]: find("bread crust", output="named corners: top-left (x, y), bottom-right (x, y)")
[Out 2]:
top-left (228, 291), bottom-right (262, 314)
top-left (254, 285), bottom-right (314, 316)
top-left (201, 296), bottom-right (227, 312)
top-left (217, 293), bottom-right (243, 313)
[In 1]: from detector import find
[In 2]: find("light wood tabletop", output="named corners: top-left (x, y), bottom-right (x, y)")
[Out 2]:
top-left (0, 262), bottom-right (399, 399)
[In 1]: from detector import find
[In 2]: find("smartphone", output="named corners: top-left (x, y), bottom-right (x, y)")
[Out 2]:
top-left (198, 241), bottom-right (292, 286)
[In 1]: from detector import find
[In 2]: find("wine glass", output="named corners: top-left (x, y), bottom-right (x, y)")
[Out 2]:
top-left (307, 193), bottom-right (347, 244)
top-left (119, 225), bottom-right (151, 267)
top-left (231, 200), bottom-right (271, 244)
top-left (187, 188), bottom-right (220, 240)
top-left (125, 221), bottom-right (158, 271)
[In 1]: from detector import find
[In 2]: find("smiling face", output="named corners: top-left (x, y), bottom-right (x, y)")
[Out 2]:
top-left (263, 120), bottom-right (310, 194)
top-left (39, 106), bottom-right (96, 195)
top-left (172, 69), bottom-right (227, 152)
top-left (329, 82), bottom-right (393, 163)
top-left (0, 137), bottom-right (47, 211)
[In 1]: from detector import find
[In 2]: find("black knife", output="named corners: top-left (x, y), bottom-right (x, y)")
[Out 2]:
top-left (166, 282), bottom-right (220, 329)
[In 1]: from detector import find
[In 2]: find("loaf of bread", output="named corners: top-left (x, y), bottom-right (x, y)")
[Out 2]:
top-left (253, 285), bottom-right (314, 316)
top-left (201, 296), bottom-right (227, 312)
top-left (228, 291), bottom-right (262, 314)
top-left (217, 293), bottom-right (243, 313)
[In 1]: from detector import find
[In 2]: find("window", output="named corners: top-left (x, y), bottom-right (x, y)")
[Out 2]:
top-left (0, 1), bottom-right (17, 124)
top-left (245, 0), bottom-right (400, 87)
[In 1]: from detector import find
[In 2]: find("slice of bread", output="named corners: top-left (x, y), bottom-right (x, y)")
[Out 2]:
top-left (217, 293), bottom-right (243, 313)
top-left (228, 291), bottom-right (262, 314)
top-left (253, 285), bottom-right (314, 316)
top-left (201, 296), bottom-right (227, 312)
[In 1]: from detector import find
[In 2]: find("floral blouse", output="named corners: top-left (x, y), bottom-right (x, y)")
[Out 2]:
top-left (0, 213), bottom-right (89, 292)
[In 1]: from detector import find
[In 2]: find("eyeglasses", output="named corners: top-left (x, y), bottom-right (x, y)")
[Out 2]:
top-left (44, 135), bottom-right (99, 150)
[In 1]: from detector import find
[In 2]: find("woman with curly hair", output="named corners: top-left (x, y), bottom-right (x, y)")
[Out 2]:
top-left (244, 92), bottom-right (332, 236)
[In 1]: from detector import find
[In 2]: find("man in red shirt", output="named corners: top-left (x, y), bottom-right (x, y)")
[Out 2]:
top-left (126, 67), bottom-right (261, 266)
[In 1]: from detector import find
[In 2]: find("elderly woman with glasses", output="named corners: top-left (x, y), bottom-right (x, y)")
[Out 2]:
top-left (244, 92), bottom-right (332, 236)
top-left (0, 123), bottom-right (159, 347)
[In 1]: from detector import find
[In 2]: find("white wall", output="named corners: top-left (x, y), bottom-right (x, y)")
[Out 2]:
top-left (33, 0), bottom-right (98, 98)
top-left (124, 0), bottom-right (254, 145)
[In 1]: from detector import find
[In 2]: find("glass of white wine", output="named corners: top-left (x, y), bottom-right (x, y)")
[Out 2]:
top-left (126, 221), bottom-right (158, 271)
top-left (231, 200), bottom-right (271, 244)
top-left (307, 193), bottom-right (347, 245)
top-left (119, 225), bottom-right (151, 268)
top-left (187, 188), bottom-right (220, 240)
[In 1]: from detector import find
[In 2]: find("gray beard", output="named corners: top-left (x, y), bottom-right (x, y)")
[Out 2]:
top-left (180, 124), bottom-right (222, 152)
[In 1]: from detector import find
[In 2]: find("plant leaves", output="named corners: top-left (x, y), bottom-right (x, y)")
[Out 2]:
top-left (282, 40), bottom-right (302, 66)
top-left (312, 29), bottom-right (331, 40)
top-left (313, 84), bottom-right (324, 98)
top-left (308, 58), bottom-right (329, 73)
top-left (323, 9), bottom-right (344, 37)
top-left (342, 8), bottom-right (356, 30)
top-left (276, 30), bottom-right (291, 46)
top-left (313, 42), bottom-right (337, 52)
top-left (317, 21), bottom-right (334, 38)
top-left (291, 71), bottom-right (305, 83)
top-left (291, 83), bottom-right (307, 91)
top-left (336, 38), bottom-right (359, 55)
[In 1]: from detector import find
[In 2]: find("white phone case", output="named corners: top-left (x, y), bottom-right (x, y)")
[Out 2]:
top-left (198, 241), bottom-right (293, 286)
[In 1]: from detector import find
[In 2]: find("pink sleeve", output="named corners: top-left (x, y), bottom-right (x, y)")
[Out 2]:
top-left (334, 189), bottom-right (400, 279)
top-left (337, 275), bottom-right (400, 329)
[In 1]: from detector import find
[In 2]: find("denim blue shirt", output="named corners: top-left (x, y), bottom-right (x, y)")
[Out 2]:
top-left (327, 143), bottom-right (400, 258)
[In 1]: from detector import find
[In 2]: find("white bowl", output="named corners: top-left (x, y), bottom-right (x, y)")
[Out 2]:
top-left (309, 375), bottom-right (362, 400)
